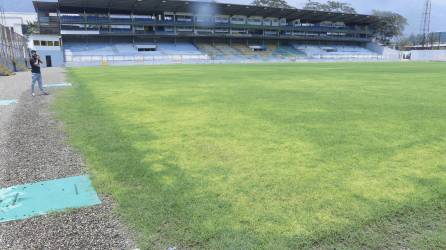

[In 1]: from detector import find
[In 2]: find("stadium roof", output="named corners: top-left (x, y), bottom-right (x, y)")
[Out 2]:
top-left (33, 0), bottom-right (378, 24)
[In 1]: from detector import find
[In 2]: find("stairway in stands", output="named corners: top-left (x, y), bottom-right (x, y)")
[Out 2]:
top-left (214, 44), bottom-right (241, 57)
top-left (258, 44), bottom-right (276, 58)
top-left (273, 45), bottom-right (306, 58)
top-left (232, 44), bottom-right (256, 58)
top-left (195, 43), bottom-right (223, 57)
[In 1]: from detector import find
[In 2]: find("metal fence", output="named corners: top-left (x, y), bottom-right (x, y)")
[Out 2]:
top-left (0, 23), bottom-right (29, 75)
top-left (65, 53), bottom-right (390, 67)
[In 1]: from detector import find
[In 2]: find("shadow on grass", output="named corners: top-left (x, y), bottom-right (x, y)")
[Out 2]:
top-left (54, 81), bottom-right (249, 249)
top-left (310, 196), bottom-right (446, 249)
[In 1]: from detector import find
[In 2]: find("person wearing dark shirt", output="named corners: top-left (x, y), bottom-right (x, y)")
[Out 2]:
top-left (30, 50), bottom-right (48, 97)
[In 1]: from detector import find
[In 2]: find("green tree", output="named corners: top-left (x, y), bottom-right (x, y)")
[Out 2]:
top-left (303, 0), bottom-right (323, 11)
top-left (303, 0), bottom-right (356, 13)
top-left (407, 34), bottom-right (424, 45)
top-left (251, 0), bottom-right (292, 9)
top-left (395, 36), bottom-right (414, 50)
top-left (24, 21), bottom-right (39, 37)
top-left (371, 10), bottom-right (408, 44)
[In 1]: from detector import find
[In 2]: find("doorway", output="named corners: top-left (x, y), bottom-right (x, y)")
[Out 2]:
top-left (45, 55), bottom-right (52, 67)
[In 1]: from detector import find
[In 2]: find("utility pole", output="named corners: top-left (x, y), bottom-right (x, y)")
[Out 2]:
top-left (420, 0), bottom-right (432, 48)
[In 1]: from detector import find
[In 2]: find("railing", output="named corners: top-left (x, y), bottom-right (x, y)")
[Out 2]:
top-left (110, 18), bottom-right (133, 23)
top-left (59, 16), bottom-right (368, 34)
top-left (64, 53), bottom-right (388, 67)
top-left (0, 24), bottom-right (29, 74)
top-left (61, 16), bottom-right (84, 23)
top-left (86, 17), bottom-right (109, 23)
top-left (61, 28), bottom-right (371, 42)
top-left (65, 54), bottom-right (209, 65)
top-left (133, 18), bottom-right (157, 24)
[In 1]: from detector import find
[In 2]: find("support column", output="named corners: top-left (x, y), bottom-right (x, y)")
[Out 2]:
top-left (173, 12), bottom-right (176, 35)
top-left (84, 10), bottom-right (87, 31)
top-left (131, 11), bottom-right (135, 37)
top-left (108, 10), bottom-right (111, 33)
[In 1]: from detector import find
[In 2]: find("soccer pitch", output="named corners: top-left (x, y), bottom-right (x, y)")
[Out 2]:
top-left (56, 62), bottom-right (446, 249)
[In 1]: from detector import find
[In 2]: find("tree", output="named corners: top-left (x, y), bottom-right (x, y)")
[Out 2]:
top-left (324, 1), bottom-right (356, 13)
top-left (371, 10), bottom-right (408, 44)
top-left (303, 0), bottom-right (323, 11)
top-left (407, 34), bottom-right (423, 45)
top-left (251, 0), bottom-right (292, 9)
top-left (24, 21), bottom-right (39, 37)
top-left (395, 35), bottom-right (415, 50)
top-left (303, 0), bottom-right (356, 14)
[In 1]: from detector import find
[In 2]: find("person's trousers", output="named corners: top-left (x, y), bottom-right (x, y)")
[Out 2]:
top-left (31, 73), bottom-right (45, 94)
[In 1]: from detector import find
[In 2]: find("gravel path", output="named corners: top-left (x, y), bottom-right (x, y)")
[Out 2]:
top-left (0, 69), bottom-right (136, 249)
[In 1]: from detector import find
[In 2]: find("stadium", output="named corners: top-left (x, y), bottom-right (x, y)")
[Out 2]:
top-left (30, 0), bottom-right (391, 66)
top-left (1, 0), bottom-right (446, 249)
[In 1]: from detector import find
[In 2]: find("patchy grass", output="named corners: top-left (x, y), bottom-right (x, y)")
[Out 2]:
top-left (55, 62), bottom-right (446, 249)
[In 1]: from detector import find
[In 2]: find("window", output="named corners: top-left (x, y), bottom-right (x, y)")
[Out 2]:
top-left (196, 16), bottom-right (211, 23)
top-left (231, 17), bottom-right (245, 22)
top-left (248, 18), bottom-right (262, 23)
top-left (33, 40), bottom-right (60, 46)
top-left (215, 16), bottom-right (229, 23)
top-left (138, 48), bottom-right (156, 52)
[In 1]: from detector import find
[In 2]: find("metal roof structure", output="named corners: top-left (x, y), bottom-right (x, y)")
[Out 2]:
top-left (34, 0), bottom-right (378, 24)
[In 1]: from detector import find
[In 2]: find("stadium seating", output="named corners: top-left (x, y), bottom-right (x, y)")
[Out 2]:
top-left (214, 44), bottom-right (241, 56)
top-left (194, 43), bottom-right (224, 57)
top-left (158, 43), bottom-right (202, 55)
top-left (273, 45), bottom-right (305, 58)
top-left (63, 40), bottom-right (383, 66)
top-left (64, 43), bottom-right (115, 56)
top-left (292, 44), bottom-right (379, 59)
top-left (259, 44), bottom-right (276, 58)
top-left (64, 42), bottom-right (210, 66)
top-left (194, 43), bottom-right (310, 60)
top-left (232, 44), bottom-right (256, 57)
top-left (64, 42), bottom-right (202, 56)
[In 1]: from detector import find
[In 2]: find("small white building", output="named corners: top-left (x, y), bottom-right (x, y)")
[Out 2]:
top-left (28, 34), bottom-right (64, 67)
top-left (3, 12), bottom-right (37, 36)
top-left (3, 12), bottom-right (64, 67)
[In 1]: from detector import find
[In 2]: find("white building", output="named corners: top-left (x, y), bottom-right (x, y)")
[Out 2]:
top-left (28, 33), bottom-right (64, 67)
top-left (2, 12), bottom-right (63, 67)
top-left (2, 12), bottom-right (37, 35)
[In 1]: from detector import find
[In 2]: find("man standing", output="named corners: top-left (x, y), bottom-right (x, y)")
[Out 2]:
top-left (30, 50), bottom-right (48, 97)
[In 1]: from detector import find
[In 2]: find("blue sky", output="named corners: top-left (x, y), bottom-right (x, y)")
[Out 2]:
top-left (2, 0), bottom-right (445, 35)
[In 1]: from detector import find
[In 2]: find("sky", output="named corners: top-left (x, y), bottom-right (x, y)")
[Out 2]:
top-left (1, 0), bottom-right (445, 35)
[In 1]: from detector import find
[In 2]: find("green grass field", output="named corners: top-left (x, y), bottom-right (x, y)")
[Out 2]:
top-left (55, 62), bottom-right (446, 249)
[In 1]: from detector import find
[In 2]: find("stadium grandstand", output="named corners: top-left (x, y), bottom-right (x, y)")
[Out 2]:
top-left (33, 0), bottom-right (388, 66)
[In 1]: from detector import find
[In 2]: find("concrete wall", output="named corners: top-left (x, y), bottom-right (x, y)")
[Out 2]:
top-left (28, 34), bottom-right (64, 67)
top-left (35, 49), bottom-right (65, 67)
top-left (366, 43), bottom-right (401, 60)
top-left (410, 50), bottom-right (446, 61)
top-left (28, 34), bottom-right (61, 50)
